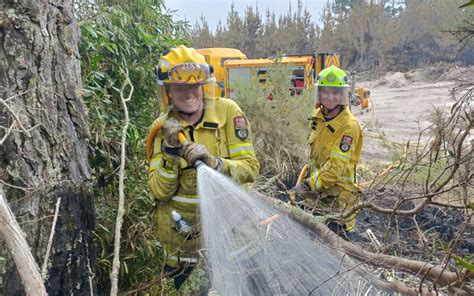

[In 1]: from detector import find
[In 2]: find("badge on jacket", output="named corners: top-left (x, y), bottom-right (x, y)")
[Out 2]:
top-left (234, 116), bottom-right (249, 140)
top-left (340, 135), bottom-right (353, 152)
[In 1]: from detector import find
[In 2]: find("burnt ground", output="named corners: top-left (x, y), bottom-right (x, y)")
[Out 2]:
top-left (351, 197), bottom-right (473, 260)
top-left (275, 187), bottom-right (473, 262)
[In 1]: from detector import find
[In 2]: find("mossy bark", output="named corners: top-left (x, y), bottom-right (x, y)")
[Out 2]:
top-left (0, 0), bottom-right (96, 295)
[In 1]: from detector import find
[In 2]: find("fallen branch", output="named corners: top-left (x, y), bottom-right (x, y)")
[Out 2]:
top-left (255, 193), bottom-right (463, 287)
top-left (0, 188), bottom-right (47, 295)
top-left (340, 197), bottom-right (430, 218)
top-left (254, 173), bottom-right (281, 192)
top-left (338, 176), bottom-right (471, 219)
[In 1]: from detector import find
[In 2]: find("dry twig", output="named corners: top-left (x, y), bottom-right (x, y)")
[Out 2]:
top-left (110, 67), bottom-right (134, 296)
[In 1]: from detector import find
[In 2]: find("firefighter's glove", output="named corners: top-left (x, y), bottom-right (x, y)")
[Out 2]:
top-left (160, 119), bottom-right (183, 161)
top-left (182, 142), bottom-right (221, 170)
top-left (162, 119), bottom-right (183, 148)
top-left (289, 180), bottom-right (311, 204)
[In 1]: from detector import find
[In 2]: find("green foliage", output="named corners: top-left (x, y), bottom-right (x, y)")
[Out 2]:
top-left (455, 255), bottom-right (474, 273)
top-left (179, 263), bottom-right (211, 295)
top-left (459, 0), bottom-right (474, 8)
top-left (79, 0), bottom-right (188, 292)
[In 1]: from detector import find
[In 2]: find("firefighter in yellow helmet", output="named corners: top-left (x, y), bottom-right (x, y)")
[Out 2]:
top-left (146, 45), bottom-right (260, 290)
top-left (290, 65), bottom-right (363, 237)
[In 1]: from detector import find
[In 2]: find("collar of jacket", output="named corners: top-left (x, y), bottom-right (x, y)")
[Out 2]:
top-left (170, 98), bottom-right (223, 130)
top-left (311, 105), bottom-right (352, 133)
top-left (312, 105), bottom-right (351, 121)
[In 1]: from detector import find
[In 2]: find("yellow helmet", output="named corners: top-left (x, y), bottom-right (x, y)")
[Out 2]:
top-left (156, 45), bottom-right (217, 107)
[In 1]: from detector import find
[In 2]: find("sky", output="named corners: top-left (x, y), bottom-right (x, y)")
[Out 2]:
top-left (165, 0), bottom-right (328, 31)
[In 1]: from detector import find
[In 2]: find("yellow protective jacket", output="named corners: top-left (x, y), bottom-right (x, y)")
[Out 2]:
top-left (305, 106), bottom-right (363, 230)
top-left (147, 97), bottom-right (260, 267)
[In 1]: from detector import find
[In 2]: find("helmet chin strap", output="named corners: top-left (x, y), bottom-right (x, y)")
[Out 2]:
top-left (180, 110), bottom-right (198, 116)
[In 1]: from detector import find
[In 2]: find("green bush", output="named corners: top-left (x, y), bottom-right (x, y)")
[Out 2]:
top-left (78, 0), bottom-right (189, 292)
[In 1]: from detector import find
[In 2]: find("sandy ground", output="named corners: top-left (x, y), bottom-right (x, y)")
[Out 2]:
top-left (355, 65), bottom-right (474, 165)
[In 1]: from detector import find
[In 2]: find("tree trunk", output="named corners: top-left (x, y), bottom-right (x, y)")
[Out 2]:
top-left (0, 1), bottom-right (96, 295)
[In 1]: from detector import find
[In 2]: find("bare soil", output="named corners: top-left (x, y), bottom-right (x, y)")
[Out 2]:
top-left (356, 65), bottom-right (474, 164)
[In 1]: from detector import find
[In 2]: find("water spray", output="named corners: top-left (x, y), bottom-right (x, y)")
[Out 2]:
top-left (178, 132), bottom-right (380, 295)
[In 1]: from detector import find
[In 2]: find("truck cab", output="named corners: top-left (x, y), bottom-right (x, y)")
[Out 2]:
top-left (196, 48), bottom-right (247, 96)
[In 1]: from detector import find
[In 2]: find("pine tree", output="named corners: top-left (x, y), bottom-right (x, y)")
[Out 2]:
top-left (191, 15), bottom-right (215, 48)
top-left (243, 6), bottom-right (263, 57)
top-left (261, 10), bottom-right (279, 56)
top-left (223, 4), bottom-right (246, 52)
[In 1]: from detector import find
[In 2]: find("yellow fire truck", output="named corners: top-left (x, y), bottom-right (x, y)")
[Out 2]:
top-left (222, 53), bottom-right (340, 98)
top-left (196, 48), bottom-right (247, 96)
top-left (196, 48), bottom-right (371, 113)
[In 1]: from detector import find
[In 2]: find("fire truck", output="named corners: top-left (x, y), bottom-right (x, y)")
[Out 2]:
top-left (222, 53), bottom-right (340, 99)
top-left (197, 48), bottom-right (371, 113)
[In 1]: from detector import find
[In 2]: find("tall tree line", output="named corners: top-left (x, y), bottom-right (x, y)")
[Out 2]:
top-left (191, 0), bottom-right (474, 69)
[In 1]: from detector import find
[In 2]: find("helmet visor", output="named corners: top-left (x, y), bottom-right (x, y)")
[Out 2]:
top-left (167, 62), bottom-right (213, 84)
top-left (315, 86), bottom-right (349, 106)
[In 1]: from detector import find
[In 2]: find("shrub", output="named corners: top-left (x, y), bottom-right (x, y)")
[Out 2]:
top-left (232, 65), bottom-right (314, 194)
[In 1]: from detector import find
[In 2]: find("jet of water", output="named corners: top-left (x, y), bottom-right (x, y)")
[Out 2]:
top-left (197, 165), bottom-right (380, 295)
